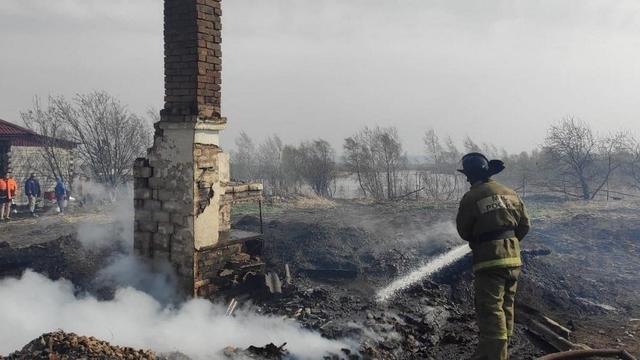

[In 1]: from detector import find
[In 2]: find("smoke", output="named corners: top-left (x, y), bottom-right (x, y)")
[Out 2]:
top-left (75, 183), bottom-right (179, 303)
top-left (75, 182), bottom-right (134, 250)
top-left (0, 271), bottom-right (348, 359)
top-left (394, 221), bottom-right (460, 247)
top-left (0, 183), bottom-right (350, 358)
top-left (95, 254), bottom-right (180, 305)
top-left (75, 184), bottom-right (180, 302)
top-left (362, 216), bottom-right (463, 256)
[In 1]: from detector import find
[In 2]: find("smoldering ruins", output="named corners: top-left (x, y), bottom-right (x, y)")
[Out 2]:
top-left (132, 0), bottom-right (262, 298)
top-left (1, 1), bottom-right (640, 360)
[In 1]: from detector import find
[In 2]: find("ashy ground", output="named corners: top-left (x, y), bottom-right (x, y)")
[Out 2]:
top-left (0, 197), bottom-right (639, 358)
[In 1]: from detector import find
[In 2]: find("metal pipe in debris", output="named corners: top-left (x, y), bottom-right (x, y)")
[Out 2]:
top-left (538, 349), bottom-right (637, 360)
top-left (225, 298), bottom-right (238, 317)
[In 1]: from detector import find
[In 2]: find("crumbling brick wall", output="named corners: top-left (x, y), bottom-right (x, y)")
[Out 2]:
top-left (193, 243), bottom-right (242, 297)
top-left (133, 131), bottom-right (231, 296)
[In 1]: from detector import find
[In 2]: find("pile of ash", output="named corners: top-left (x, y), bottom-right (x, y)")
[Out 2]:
top-left (256, 278), bottom-right (484, 359)
top-left (3, 331), bottom-right (157, 359)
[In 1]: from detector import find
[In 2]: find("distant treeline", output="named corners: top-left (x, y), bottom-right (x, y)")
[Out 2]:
top-left (232, 117), bottom-right (640, 201)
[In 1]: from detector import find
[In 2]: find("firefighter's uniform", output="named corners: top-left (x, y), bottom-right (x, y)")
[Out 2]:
top-left (456, 179), bottom-right (530, 360)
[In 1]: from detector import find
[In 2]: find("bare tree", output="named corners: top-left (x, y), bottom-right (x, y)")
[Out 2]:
top-left (422, 129), bottom-right (461, 201)
top-left (231, 131), bottom-right (257, 181)
top-left (343, 126), bottom-right (406, 200)
top-left (21, 96), bottom-right (76, 184)
top-left (424, 129), bottom-right (444, 165)
top-left (624, 136), bottom-right (640, 190)
top-left (463, 136), bottom-right (482, 153)
top-left (343, 129), bottom-right (384, 199)
top-left (589, 132), bottom-right (629, 199)
top-left (257, 135), bottom-right (288, 195)
top-left (280, 145), bottom-right (305, 193)
top-left (543, 117), bottom-right (628, 200)
top-left (299, 139), bottom-right (336, 197)
top-left (53, 91), bottom-right (152, 188)
top-left (481, 143), bottom-right (501, 159)
top-left (377, 129), bottom-right (405, 199)
top-left (443, 136), bottom-right (462, 165)
top-left (543, 117), bottom-right (596, 199)
top-left (145, 107), bottom-right (161, 125)
top-left (343, 136), bottom-right (369, 197)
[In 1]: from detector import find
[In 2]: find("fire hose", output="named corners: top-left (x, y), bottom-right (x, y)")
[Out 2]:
top-left (538, 349), bottom-right (637, 360)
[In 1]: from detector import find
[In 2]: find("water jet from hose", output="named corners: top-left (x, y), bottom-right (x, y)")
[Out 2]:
top-left (376, 244), bottom-right (470, 302)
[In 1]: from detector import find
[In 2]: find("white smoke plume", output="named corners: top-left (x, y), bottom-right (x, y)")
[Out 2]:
top-left (95, 254), bottom-right (180, 305)
top-left (0, 183), bottom-right (350, 358)
top-left (0, 271), bottom-right (349, 359)
top-left (75, 182), bottom-right (134, 250)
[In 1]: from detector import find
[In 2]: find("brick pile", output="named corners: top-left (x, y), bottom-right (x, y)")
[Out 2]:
top-left (3, 331), bottom-right (156, 360)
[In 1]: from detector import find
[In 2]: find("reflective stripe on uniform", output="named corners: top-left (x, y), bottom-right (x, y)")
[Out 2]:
top-left (479, 331), bottom-right (509, 340)
top-left (473, 257), bottom-right (522, 272)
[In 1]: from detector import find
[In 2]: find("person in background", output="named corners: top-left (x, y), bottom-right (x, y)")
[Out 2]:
top-left (5, 172), bottom-right (17, 219)
top-left (24, 173), bottom-right (41, 217)
top-left (54, 177), bottom-right (67, 215)
top-left (0, 174), bottom-right (8, 221)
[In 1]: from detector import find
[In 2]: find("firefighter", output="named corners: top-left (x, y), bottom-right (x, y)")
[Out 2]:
top-left (455, 153), bottom-right (530, 360)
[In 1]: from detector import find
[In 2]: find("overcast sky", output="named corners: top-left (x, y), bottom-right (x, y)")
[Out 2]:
top-left (1, 0), bottom-right (640, 155)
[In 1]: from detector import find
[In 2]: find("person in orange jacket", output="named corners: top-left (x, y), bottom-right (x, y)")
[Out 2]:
top-left (0, 174), bottom-right (9, 221)
top-left (5, 172), bottom-right (17, 220)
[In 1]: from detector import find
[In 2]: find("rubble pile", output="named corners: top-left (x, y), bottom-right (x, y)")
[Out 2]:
top-left (3, 331), bottom-right (156, 359)
top-left (222, 343), bottom-right (290, 359)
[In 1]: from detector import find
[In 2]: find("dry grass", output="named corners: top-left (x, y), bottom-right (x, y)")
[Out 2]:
top-left (527, 198), bottom-right (640, 222)
top-left (289, 194), bottom-right (337, 209)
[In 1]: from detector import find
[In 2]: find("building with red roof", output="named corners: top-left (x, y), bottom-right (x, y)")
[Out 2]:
top-left (0, 118), bottom-right (76, 149)
top-left (0, 118), bottom-right (77, 204)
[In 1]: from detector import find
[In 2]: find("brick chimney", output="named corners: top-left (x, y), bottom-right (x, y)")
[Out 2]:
top-left (133, 0), bottom-right (238, 296)
top-left (163, 0), bottom-right (222, 120)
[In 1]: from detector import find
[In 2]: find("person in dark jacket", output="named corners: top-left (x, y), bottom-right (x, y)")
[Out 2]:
top-left (54, 177), bottom-right (67, 215)
top-left (24, 173), bottom-right (41, 217)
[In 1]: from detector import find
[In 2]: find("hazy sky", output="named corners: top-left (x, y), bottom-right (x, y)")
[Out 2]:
top-left (1, 0), bottom-right (640, 155)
